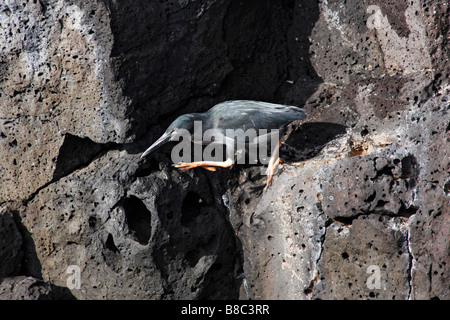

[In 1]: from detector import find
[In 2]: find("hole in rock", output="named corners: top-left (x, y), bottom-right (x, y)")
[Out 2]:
top-left (105, 233), bottom-right (119, 253)
top-left (401, 155), bottom-right (417, 178)
top-left (88, 216), bottom-right (97, 228)
top-left (444, 181), bottom-right (450, 194)
top-left (123, 196), bottom-right (152, 245)
top-left (53, 134), bottom-right (104, 181)
top-left (135, 156), bottom-right (160, 177)
top-left (364, 190), bottom-right (376, 203)
top-left (181, 191), bottom-right (205, 225)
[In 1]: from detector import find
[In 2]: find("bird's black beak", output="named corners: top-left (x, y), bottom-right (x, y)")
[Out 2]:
top-left (140, 131), bottom-right (172, 158)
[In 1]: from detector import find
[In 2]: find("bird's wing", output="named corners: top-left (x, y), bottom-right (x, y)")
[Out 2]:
top-left (208, 100), bottom-right (306, 132)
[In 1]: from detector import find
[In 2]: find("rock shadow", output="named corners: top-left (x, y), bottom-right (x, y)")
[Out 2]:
top-left (4, 207), bottom-right (76, 299)
top-left (281, 122), bottom-right (348, 162)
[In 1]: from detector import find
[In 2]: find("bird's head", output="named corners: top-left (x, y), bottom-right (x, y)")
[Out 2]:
top-left (140, 114), bottom-right (195, 158)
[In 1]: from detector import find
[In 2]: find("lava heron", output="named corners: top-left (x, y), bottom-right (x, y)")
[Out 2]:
top-left (140, 100), bottom-right (306, 190)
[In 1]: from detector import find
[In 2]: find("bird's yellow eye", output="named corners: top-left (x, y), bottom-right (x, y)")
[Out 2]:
top-left (173, 128), bottom-right (178, 132)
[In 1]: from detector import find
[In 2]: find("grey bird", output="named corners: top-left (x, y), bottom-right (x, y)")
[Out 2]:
top-left (140, 100), bottom-right (306, 189)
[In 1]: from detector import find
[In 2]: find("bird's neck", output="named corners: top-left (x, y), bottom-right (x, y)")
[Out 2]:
top-left (189, 113), bottom-right (210, 127)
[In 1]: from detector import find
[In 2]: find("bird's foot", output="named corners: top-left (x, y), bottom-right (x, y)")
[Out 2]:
top-left (174, 159), bottom-right (233, 171)
top-left (264, 157), bottom-right (282, 191)
top-left (174, 162), bottom-right (207, 171)
top-left (265, 169), bottom-right (274, 191)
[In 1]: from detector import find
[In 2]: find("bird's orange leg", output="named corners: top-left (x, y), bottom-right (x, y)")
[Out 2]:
top-left (174, 158), bottom-right (233, 171)
top-left (265, 140), bottom-right (282, 191)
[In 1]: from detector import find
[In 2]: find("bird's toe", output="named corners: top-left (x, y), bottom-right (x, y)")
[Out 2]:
top-left (174, 162), bottom-right (196, 170)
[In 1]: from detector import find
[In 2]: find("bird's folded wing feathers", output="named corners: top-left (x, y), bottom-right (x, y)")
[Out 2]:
top-left (208, 100), bottom-right (306, 131)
